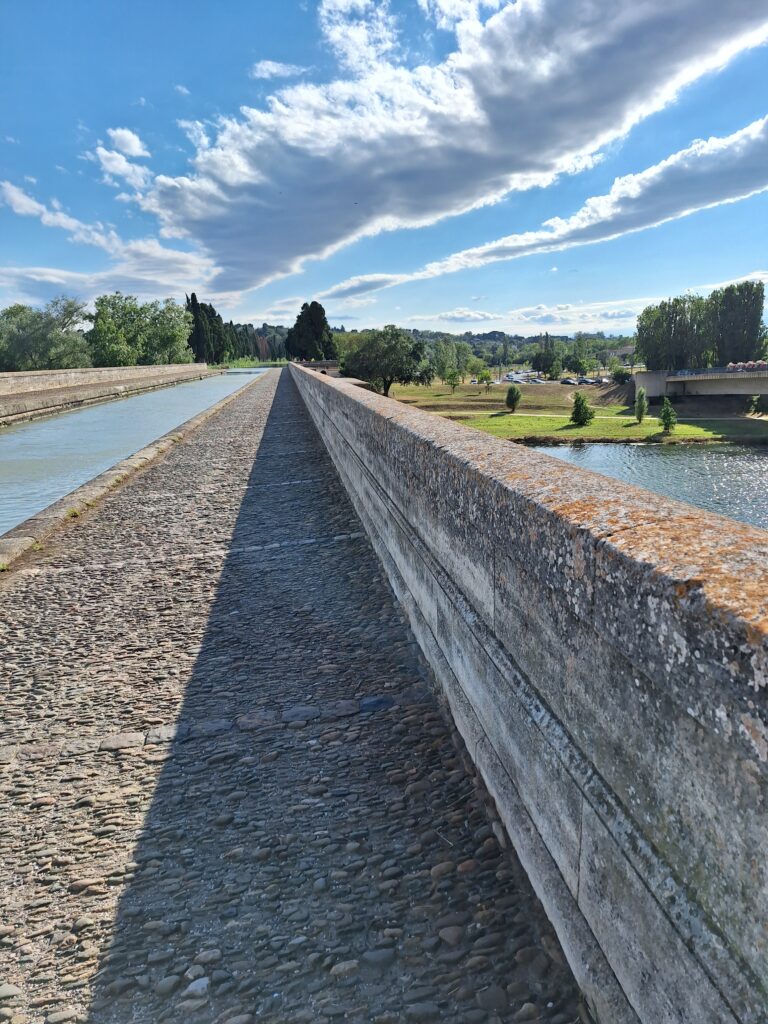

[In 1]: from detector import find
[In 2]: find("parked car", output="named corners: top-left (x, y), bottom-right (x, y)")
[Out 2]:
top-left (578, 377), bottom-right (597, 385)
top-left (470, 378), bottom-right (478, 384)
top-left (561, 377), bottom-right (578, 385)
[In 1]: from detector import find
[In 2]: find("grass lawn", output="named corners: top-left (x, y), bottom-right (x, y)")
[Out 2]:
top-left (390, 382), bottom-right (768, 445)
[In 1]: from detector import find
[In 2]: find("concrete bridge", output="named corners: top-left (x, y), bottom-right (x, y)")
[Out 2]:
top-left (0, 366), bottom-right (765, 1024)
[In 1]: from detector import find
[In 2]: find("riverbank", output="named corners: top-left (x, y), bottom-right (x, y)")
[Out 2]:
top-left (391, 382), bottom-right (768, 445)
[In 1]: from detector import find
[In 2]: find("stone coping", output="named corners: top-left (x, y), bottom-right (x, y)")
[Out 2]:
top-left (0, 371), bottom-right (274, 572)
top-left (292, 366), bottom-right (768, 671)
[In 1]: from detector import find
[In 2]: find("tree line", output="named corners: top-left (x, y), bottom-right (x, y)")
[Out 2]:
top-left (0, 294), bottom-right (193, 372)
top-left (635, 281), bottom-right (766, 372)
top-left (0, 291), bottom-right (293, 373)
top-left (186, 293), bottom-right (288, 363)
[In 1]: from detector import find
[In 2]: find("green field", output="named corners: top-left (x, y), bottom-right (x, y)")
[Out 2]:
top-left (390, 381), bottom-right (768, 444)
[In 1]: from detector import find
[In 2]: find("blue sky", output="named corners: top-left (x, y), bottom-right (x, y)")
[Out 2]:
top-left (1, 0), bottom-right (767, 335)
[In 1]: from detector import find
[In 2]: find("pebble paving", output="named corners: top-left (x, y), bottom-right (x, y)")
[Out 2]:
top-left (0, 369), bottom-right (582, 1024)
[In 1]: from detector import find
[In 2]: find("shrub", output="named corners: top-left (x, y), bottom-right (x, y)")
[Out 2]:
top-left (612, 368), bottom-right (632, 384)
top-left (634, 386), bottom-right (648, 424)
top-left (505, 384), bottom-right (522, 412)
top-left (570, 391), bottom-right (595, 426)
top-left (747, 394), bottom-right (767, 415)
top-left (659, 397), bottom-right (677, 433)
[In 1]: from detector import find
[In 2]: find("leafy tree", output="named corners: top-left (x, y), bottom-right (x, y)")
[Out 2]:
top-left (708, 281), bottom-right (766, 364)
top-left (570, 391), bottom-right (595, 426)
top-left (634, 386), bottom-right (648, 424)
top-left (565, 336), bottom-right (596, 376)
top-left (432, 339), bottom-right (456, 383)
top-left (285, 301), bottom-right (335, 361)
top-left (454, 341), bottom-right (474, 381)
top-left (86, 293), bottom-right (149, 366)
top-left (467, 356), bottom-right (486, 378)
top-left (531, 333), bottom-right (566, 378)
top-left (505, 384), bottom-right (522, 412)
top-left (478, 368), bottom-right (492, 392)
top-left (445, 368), bottom-right (461, 393)
top-left (0, 296), bottom-right (89, 371)
top-left (659, 397), bottom-right (677, 433)
top-left (342, 324), bottom-right (425, 396)
top-left (144, 300), bottom-right (194, 364)
top-left (636, 283), bottom-right (766, 371)
top-left (414, 357), bottom-right (435, 386)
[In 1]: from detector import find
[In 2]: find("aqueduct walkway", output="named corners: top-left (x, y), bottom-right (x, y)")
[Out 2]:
top-left (0, 370), bottom-right (580, 1024)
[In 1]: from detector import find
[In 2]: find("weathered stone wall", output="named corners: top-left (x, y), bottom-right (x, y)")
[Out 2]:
top-left (290, 363), bottom-right (768, 1024)
top-left (0, 363), bottom-right (217, 424)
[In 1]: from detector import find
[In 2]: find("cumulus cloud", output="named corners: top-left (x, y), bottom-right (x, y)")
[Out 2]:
top-left (250, 60), bottom-right (308, 79)
top-left (321, 115), bottom-right (768, 299)
top-left (91, 146), bottom-right (152, 189)
top-left (136, 0), bottom-right (768, 293)
top-left (0, 181), bottom-right (218, 304)
top-left (409, 271), bottom-right (768, 332)
top-left (106, 127), bottom-right (150, 157)
top-left (175, 84), bottom-right (190, 96)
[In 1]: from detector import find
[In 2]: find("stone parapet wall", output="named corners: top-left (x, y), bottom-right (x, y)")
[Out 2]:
top-left (0, 363), bottom-right (217, 424)
top-left (290, 363), bottom-right (768, 1024)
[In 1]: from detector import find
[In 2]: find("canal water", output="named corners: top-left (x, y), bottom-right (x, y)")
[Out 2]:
top-left (0, 370), bottom-right (266, 536)
top-left (539, 442), bottom-right (768, 530)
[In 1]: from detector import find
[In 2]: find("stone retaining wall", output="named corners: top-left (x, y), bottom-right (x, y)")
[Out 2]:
top-left (0, 363), bottom-right (217, 424)
top-left (290, 363), bottom-right (768, 1024)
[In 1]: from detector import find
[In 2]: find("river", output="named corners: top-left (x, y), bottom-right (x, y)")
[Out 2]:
top-left (539, 442), bottom-right (768, 530)
top-left (0, 370), bottom-right (266, 536)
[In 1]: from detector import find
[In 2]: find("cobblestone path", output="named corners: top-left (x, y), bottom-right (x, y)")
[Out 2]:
top-left (0, 370), bottom-right (581, 1024)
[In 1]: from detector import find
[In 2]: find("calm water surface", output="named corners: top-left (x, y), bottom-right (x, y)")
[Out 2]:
top-left (0, 370), bottom-right (267, 536)
top-left (538, 443), bottom-right (768, 530)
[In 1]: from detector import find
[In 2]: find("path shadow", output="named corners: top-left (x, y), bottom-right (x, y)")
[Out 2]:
top-left (85, 371), bottom-right (430, 1022)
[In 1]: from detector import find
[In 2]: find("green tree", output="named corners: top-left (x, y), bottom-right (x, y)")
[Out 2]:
top-left (432, 340), bottom-right (456, 383)
top-left (478, 368), bottom-right (492, 392)
top-left (659, 397), bottom-right (677, 433)
top-left (86, 293), bottom-right (149, 366)
top-left (708, 281), bottom-right (766, 364)
top-left (634, 386), bottom-right (648, 424)
top-left (185, 293), bottom-right (211, 362)
top-left (0, 296), bottom-right (89, 371)
top-left (570, 391), bottom-right (595, 426)
top-left (285, 301), bottom-right (334, 361)
top-left (445, 368), bottom-right (461, 393)
top-left (455, 341), bottom-right (473, 381)
top-left (144, 300), bottom-right (194, 364)
top-left (342, 325), bottom-right (425, 396)
top-left (505, 384), bottom-right (522, 412)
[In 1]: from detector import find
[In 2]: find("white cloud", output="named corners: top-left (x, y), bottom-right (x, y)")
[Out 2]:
top-left (0, 181), bottom-right (218, 304)
top-left (408, 271), bottom-right (768, 333)
top-left (92, 146), bottom-right (152, 189)
top-left (175, 84), bottom-right (190, 96)
top-left (249, 60), bottom-right (308, 80)
top-left (106, 127), bottom-right (150, 157)
top-left (137, 0), bottom-right (768, 294)
top-left (178, 120), bottom-right (211, 150)
top-left (4, 136), bottom-right (19, 145)
top-left (321, 115), bottom-right (768, 299)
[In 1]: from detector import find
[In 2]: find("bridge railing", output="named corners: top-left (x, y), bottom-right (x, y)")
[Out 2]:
top-left (291, 361), bottom-right (768, 1024)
